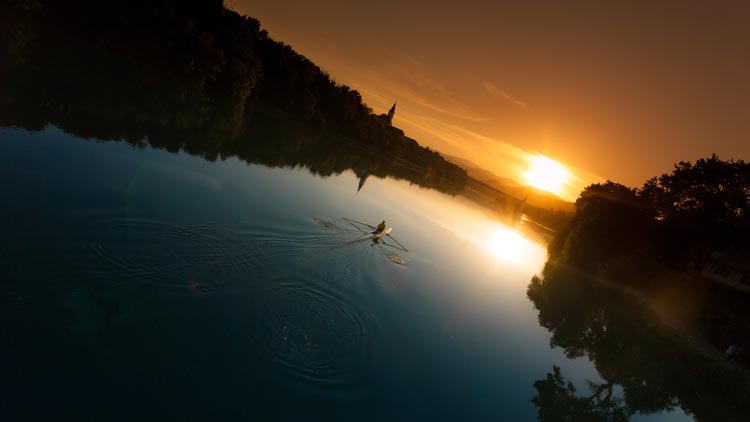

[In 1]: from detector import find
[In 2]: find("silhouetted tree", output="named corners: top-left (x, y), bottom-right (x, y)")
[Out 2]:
top-left (640, 155), bottom-right (750, 258)
top-left (549, 181), bottom-right (651, 270)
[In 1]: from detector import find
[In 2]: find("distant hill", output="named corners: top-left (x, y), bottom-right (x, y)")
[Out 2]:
top-left (444, 154), bottom-right (575, 212)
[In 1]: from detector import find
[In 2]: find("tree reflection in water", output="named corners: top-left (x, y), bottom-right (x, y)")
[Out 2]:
top-left (527, 265), bottom-right (750, 421)
top-left (533, 366), bottom-right (628, 422)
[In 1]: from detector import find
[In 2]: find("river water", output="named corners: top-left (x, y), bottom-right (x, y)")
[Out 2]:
top-left (1, 126), bottom-right (705, 421)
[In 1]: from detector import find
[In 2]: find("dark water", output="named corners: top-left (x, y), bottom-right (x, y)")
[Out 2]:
top-left (0, 127), bottom-right (700, 421)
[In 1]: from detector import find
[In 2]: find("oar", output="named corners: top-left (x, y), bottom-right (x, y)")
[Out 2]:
top-left (385, 234), bottom-right (409, 252)
top-left (342, 217), bottom-right (368, 232)
top-left (379, 241), bottom-right (408, 252)
top-left (342, 217), bottom-right (377, 230)
top-left (342, 217), bottom-right (360, 231)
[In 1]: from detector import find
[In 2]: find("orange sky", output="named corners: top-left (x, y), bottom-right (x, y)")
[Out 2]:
top-left (233, 0), bottom-right (750, 201)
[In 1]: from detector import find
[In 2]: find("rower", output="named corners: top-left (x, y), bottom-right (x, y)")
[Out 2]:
top-left (374, 220), bottom-right (386, 234)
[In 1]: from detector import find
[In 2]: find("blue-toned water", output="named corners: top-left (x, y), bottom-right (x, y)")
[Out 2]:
top-left (1, 127), bottom-right (698, 421)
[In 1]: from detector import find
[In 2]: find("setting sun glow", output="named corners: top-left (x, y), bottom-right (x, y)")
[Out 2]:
top-left (524, 155), bottom-right (570, 195)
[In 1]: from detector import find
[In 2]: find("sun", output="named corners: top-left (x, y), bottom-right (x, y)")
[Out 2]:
top-left (524, 155), bottom-right (570, 195)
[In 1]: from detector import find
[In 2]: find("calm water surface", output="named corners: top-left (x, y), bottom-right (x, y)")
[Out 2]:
top-left (1, 127), bottom-right (692, 421)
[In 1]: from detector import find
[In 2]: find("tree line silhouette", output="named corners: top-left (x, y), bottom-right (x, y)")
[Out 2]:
top-left (1, 0), bottom-right (466, 194)
top-left (550, 156), bottom-right (750, 271)
top-left (542, 156), bottom-right (750, 352)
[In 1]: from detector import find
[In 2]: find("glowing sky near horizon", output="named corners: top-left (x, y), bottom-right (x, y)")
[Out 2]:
top-left (233, 0), bottom-right (750, 201)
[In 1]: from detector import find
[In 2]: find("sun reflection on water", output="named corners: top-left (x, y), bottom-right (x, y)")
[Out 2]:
top-left (482, 226), bottom-right (533, 262)
top-left (357, 174), bottom-right (549, 274)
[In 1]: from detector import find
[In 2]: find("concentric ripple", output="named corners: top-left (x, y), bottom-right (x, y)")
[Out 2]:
top-left (89, 218), bottom-right (262, 291)
top-left (249, 279), bottom-right (375, 389)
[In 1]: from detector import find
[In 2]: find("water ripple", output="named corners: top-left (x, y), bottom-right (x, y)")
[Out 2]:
top-left (88, 218), bottom-right (262, 292)
top-left (248, 279), bottom-right (376, 390)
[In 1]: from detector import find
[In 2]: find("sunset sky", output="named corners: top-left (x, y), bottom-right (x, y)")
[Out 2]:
top-left (234, 0), bottom-right (749, 201)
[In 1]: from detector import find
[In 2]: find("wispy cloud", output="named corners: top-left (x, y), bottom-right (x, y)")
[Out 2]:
top-left (346, 67), bottom-right (487, 123)
top-left (483, 81), bottom-right (531, 110)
